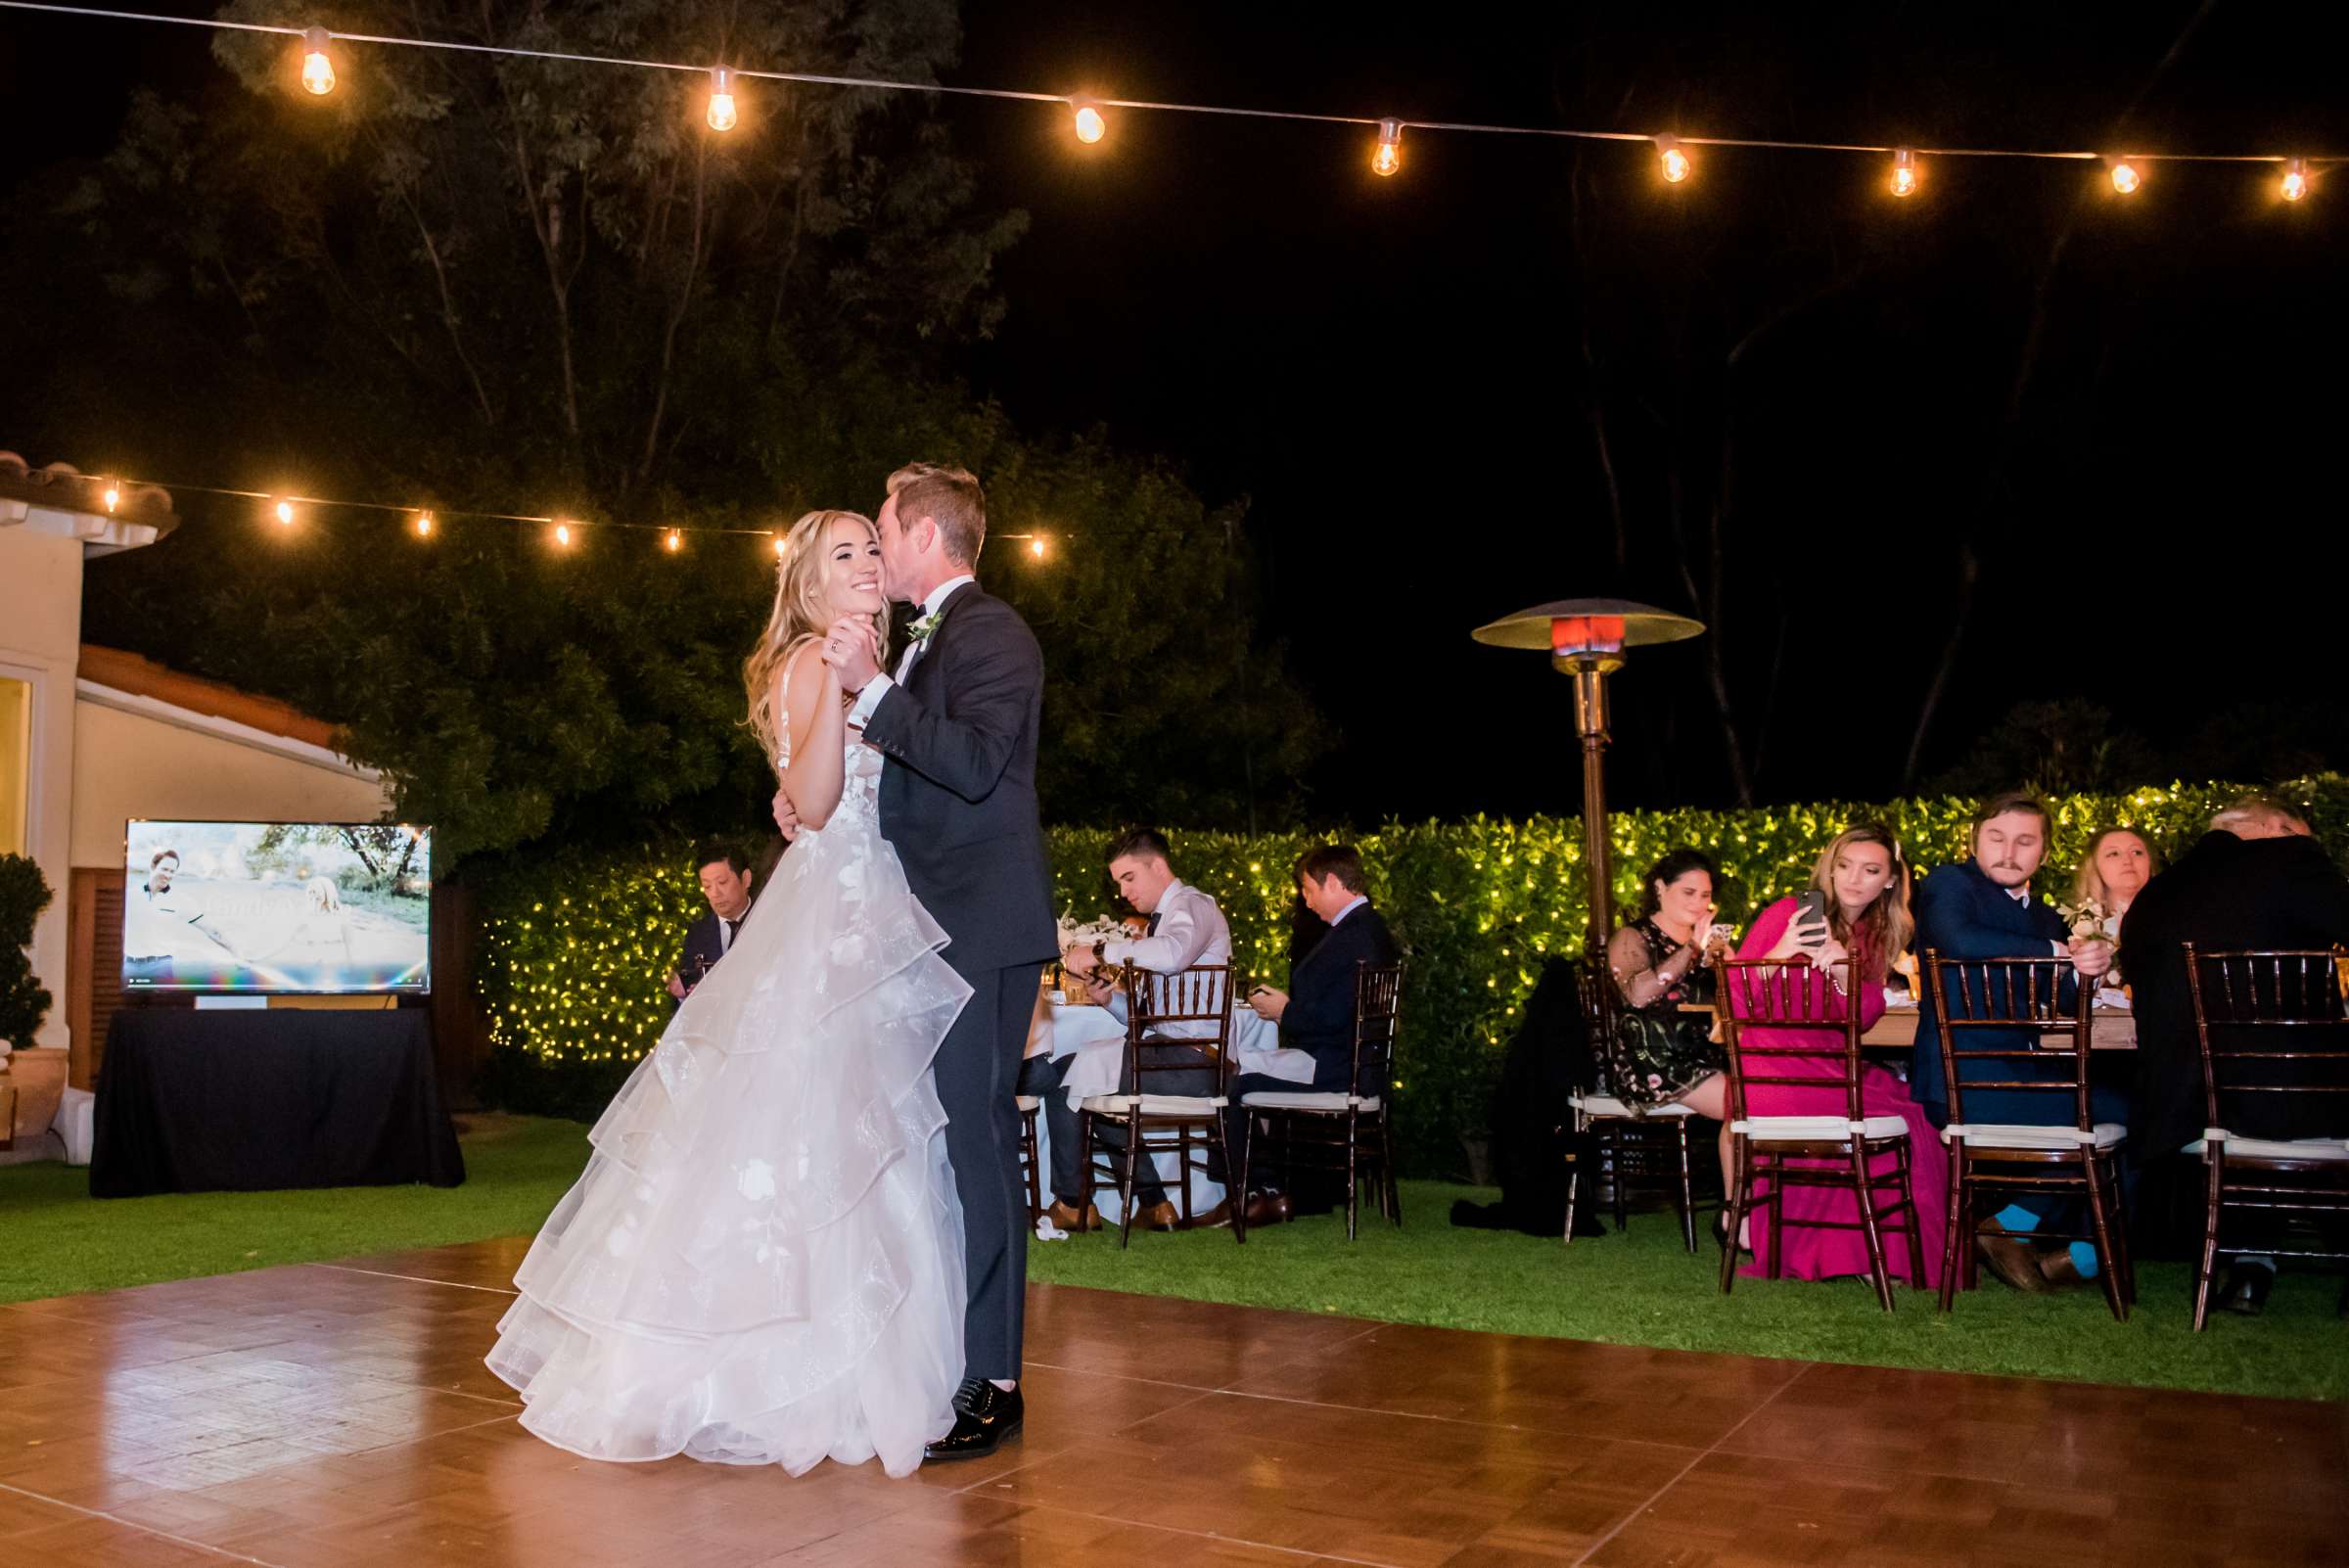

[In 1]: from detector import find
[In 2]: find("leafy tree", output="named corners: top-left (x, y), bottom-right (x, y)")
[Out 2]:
top-left (7, 0), bottom-right (1324, 858)
top-left (1928, 699), bottom-right (2163, 799)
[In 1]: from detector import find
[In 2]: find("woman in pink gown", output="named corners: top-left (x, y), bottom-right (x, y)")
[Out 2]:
top-left (1727, 825), bottom-right (1949, 1285)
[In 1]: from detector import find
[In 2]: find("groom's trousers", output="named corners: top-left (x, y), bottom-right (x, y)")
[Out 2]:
top-left (934, 960), bottom-right (1044, 1382)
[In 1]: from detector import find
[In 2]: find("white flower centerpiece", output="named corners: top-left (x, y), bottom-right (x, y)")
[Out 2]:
top-left (2054, 896), bottom-right (2127, 993)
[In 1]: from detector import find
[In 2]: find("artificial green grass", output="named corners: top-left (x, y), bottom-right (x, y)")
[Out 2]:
top-left (0, 1115), bottom-right (587, 1304)
top-left (1026, 1180), bottom-right (2349, 1405)
top-left (7, 1125), bottom-right (2340, 1404)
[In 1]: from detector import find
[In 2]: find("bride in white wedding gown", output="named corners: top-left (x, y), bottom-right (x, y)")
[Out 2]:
top-left (486, 510), bottom-right (971, 1478)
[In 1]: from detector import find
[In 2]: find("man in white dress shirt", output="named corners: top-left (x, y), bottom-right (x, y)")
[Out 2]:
top-left (1032, 829), bottom-right (1228, 1231)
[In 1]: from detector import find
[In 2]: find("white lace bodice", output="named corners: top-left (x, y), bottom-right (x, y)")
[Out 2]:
top-left (775, 730), bottom-right (883, 836)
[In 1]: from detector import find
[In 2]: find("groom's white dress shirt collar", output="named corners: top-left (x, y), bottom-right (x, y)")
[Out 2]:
top-left (849, 575), bottom-right (977, 729)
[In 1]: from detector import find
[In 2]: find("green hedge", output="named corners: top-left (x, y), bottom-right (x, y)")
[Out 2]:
top-left (473, 777), bottom-right (2349, 1174)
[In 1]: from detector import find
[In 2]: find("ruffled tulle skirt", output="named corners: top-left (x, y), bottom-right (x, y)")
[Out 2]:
top-left (485, 814), bottom-right (972, 1477)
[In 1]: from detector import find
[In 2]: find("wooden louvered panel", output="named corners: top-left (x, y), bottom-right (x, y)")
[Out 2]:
top-left (68, 868), bottom-right (126, 1091)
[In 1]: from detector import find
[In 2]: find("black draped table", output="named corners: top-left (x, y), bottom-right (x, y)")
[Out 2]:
top-left (91, 1009), bottom-right (465, 1197)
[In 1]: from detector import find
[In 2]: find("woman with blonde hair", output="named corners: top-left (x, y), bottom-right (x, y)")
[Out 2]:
top-left (2070, 826), bottom-right (2159, 941)
top-left (1724, 823), bottom-right (1950, 1284)
top-left (490, 509), bottom-right (975, 1479)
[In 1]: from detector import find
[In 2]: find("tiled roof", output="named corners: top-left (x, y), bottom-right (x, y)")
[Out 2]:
top-left (0, 452), bottom-right (178, 533)
top-left (77, 644), bottom-right (337, 751)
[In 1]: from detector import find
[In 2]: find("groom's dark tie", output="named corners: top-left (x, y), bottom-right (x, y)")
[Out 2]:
top-left (725, 917), bottom-right (743, 946)
top-left (1145, 911), bottom-right (1162, 937)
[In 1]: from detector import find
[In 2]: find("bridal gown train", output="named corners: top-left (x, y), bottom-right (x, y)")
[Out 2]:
top-left (485, 732), bottom-right (973, 1477)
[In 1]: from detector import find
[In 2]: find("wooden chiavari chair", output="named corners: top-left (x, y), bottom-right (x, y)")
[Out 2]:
top-left (1235, 961), bottom-right (1405, 1241)
top-left (1076, 962), bottom-right (1239, 1247)
top-left (1926, 951), bottom-right (2133, 1320)
top-left (1719, 955), bottom-right (1924, 1312)
top-left (1015, 1094), bottom-right (1043, 1225)
top-left (2182, 945), bottom-right (2349, 1330)
top-left (1568, 957), bottom-right (1707, 1253)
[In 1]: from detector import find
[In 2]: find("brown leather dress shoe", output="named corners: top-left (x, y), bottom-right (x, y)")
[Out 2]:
top-left (1138, 1200), bottom-right (1181, 1232)
top-left (1243, 1191), bottom-right (1295, 1228)
top-left (1045, 1199), bottom-right (1101, 1232)
top-left (2037, 1249), bottom-right (2091, 1289)
top-left (1189, 1198), bottom-right (1235, 1229)
top-left (1975, 1222), bottom-right (2052, 1294)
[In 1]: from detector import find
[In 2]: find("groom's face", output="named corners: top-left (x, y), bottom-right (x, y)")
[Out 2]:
top-left (874, 495), bottom-right (918, 602)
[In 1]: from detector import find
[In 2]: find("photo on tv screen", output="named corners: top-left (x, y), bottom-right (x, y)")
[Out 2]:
top-left (122, 821), bottom-right (432, 993)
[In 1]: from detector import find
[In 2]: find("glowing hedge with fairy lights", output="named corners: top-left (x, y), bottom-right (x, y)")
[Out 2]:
top-left (475, 777), bottom-right (2347, 1172)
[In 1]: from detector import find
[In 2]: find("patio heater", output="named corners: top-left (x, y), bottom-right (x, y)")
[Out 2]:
top-left (1470, 599), bottom-right (1705, 957)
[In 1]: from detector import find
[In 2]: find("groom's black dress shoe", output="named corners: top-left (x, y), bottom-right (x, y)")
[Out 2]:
top-left (924, 1378), bottom-right (1023, 1463)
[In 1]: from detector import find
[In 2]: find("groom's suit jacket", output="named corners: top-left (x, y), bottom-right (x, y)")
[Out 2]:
top-left (861, 581), bottom-right (1056, 975)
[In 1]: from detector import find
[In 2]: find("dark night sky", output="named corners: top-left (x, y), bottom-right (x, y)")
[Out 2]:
top-left (6, 3), bottom-right (2347, 823)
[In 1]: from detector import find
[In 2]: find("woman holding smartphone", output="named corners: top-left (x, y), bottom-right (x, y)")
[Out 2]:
top-left (1725, 824), bottom-right (1950, 1283)
top-left (1598, 849), bottom-right (1735, 1116)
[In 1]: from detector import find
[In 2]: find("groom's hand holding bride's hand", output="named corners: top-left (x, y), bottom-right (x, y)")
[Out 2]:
top-left (819, 616), bottom-right (882, 694)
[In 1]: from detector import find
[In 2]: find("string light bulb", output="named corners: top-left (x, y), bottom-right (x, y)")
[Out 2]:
top-left (2280, 157), bottom-right (2309, 203)
top-left (553, 521), bottom-right (574, 548)
top-left (273, 498), bottom-right (297, 527)
top-left (1071, 99), bottom-right (1106, 144)
top-left (772, 533), bottom-right (787, 558)
top-left (2108, 158), bottom-right (2142, 195)
top-left (300, 27), bottom-right (335, 96)
top-left (102, 484), bottom-right (119, 514)
top-left (1655, 134), bottom-right (1691, 184)
top-left (1029, 536), bottom-right (1047, 559)
top-left (1889, 147), bottom-right (1919, 198)
top-left (707, 68), bottom-right (737, 132)
top-left (412, 511), bottom-right (435, 538)
top-left (665, 529), bottom-right (682, 552)
top-left (1372, 118), bottom-right (1404, 178)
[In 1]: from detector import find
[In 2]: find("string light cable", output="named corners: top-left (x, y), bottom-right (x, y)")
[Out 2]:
top-left (0, 1), bottom-right (2335, 191)
top-left (62, 470), bottom-right (1056, 554)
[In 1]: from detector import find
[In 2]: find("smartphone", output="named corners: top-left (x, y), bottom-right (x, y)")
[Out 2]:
top-left (1789, 889), bottom-right (1831, 948)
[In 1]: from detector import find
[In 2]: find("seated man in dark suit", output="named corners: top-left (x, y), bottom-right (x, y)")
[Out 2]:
top-left (2120, 794), bottom-right (2349, 1314)
top-left (667, 840), bottom-right (758, 1002)
top-left (1912, 792), bottom-right (2116, 1292)
top-left (1210, 844), bottom-right (1402, 1226)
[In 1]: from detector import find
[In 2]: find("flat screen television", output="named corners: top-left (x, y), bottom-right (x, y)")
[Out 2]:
top-left (122, 821), bottom-right (432, 994)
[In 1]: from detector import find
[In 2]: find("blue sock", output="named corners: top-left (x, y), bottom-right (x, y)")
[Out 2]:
top-left (2067, 1241), bottom-right (2099, 1278)
top-left (1993, 1205), bottom-right (2039, 1232)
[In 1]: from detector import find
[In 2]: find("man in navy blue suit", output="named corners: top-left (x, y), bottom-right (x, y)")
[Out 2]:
top-left (1213, 844), bottom-right (1402, 1225)
top-left (1911, 792), bottom-right (2117, 1292)
top-left (666, 841), bottom-right (758, 1001)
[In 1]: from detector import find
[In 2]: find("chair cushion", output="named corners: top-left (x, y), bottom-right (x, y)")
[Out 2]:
top-left (1943, 1122), bottom-right (2125, 1151)
top-left (1241, 1091), bottom-right (1382, 1112)
top-left (1572, 1093), bottom-right (1696, 1119)
top-left (1729, 1115), bottom-right (1910, 1141)
top-left (2185, 1131), bottom-right (2349, 1162)
top-left (1080, 1093), bottom-right (1226, 1115)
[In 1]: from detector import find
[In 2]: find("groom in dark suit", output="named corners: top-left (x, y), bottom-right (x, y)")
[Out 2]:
top-left (806, 462), bottom-right (1055, 1462)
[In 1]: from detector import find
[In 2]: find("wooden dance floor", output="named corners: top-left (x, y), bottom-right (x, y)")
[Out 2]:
top-left (2, 1239), bottom-right (2343, 1567)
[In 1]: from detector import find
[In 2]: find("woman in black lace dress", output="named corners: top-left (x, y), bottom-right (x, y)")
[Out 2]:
top-left (1597, 849), bottom-right (1731, 1113)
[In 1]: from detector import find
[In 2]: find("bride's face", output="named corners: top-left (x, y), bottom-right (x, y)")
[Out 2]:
top-left (824, 518), bottom-right (886, 618)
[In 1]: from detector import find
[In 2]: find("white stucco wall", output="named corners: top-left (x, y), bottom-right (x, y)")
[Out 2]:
top-left (0, 526), bottom-right (86, 1049)
top-left (69, 696), bottom-right (392, 869)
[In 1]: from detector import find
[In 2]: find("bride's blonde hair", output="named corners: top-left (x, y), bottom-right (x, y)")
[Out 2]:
top-left (743, 510), bottom-right (890, 765)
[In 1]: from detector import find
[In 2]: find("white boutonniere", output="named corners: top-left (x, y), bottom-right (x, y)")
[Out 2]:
top-left (906, 608), bottom-right (947, 645)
